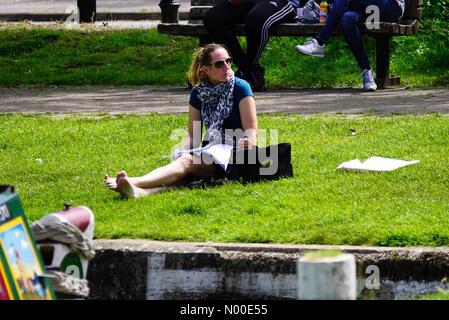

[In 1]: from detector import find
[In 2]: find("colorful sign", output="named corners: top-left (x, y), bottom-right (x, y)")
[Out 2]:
top-left (0, 216), bottom-right (53, 300)
top-left (0, 261), bottom-right (13, 300)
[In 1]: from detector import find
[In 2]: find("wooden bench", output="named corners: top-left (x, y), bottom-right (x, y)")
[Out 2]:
top-left (157, 0), bottom-right (423, 89)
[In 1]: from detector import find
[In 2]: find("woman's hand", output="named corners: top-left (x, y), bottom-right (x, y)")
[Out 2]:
top-left (237, 136), bottom-right (255, 150)
top-left (171, 148), bottom-right (183, 160)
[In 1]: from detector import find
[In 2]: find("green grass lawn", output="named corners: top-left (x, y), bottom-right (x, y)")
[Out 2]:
top-left (1, 114), bottom-right (448, 245)
top-left (0, 19), bottom-right (448, 88)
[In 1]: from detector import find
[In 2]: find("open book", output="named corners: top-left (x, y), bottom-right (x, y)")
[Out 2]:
top-left (336, 156), bottom-right (420, 172)
top-left (176, 144), bottom-right (234, 171)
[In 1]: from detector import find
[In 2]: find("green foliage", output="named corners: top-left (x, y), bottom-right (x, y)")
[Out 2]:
top-left (0, 27), bottom-right (196, 86)
top-left (391, 19), bottom-right (449, 86)
top-left (0, 21), bottom-right (448, 87)
top-left (0, 114), bottom-right (448, 246)
top-left (423, 0), bottom-right (449, 20)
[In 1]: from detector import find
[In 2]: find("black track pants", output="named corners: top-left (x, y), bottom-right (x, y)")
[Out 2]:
top-left (203, 0), bottom-right (296, 71)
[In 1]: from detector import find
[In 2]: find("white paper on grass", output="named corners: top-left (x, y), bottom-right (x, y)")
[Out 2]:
top-left (336, 156), bottom-right (420, 172)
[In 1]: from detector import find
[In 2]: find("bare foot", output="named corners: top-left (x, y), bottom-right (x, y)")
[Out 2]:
top-left (105, 171), bottom-right (166, 199)
top-left (115, 171), bottom-right (127, 182)
top-left (104, 171), bottom-right (129, 191)
top-left (115, 176), bottom-right (146, 199)
top-left (104, 174), bottom-right (117, 190)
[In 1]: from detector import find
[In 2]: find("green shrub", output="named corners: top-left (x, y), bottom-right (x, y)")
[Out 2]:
top-left (423, 0), bottom-right (449, 20)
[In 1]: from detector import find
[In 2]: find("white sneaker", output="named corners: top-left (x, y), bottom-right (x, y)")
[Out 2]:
top-left (362, 69), bottom-right (377, 91)
top-left (295, 38), bottom-right (325, 58)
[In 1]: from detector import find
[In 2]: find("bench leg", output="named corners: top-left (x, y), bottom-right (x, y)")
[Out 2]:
top-left (375, 35), bottom-right (400, 89)
top-left (159, 0), bottom-right (181, 23)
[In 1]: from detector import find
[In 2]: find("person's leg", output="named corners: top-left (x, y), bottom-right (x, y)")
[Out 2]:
top-left (339, 0), bottom-right (402, 91)
top-left (131, 154), bottom-right (217, 188)
top-left (114, 171), bottom-right (168, 199)
top-left (316, 0), bottom-right (401, 45)
top-left (339, 11), bottom-right (369, 70)
top-left (295, 0), bottom-right (350, 57)
top-left (242, 0), bottom-right (295, 90)
top-left (203, 0), bottom-right (253, 71)
top-left (245, 0), bottom-right (296, 65)
top-left (104, 154), bottom-right (218, 199)
top-left (337, 10), bottom-right (376, 91)
top-left (104, 171), bottom-right (165, 198)
top-left (316, 0), bottom-right (351, 44)
top-left (336, 0), bottom-right (402, 71)
top-left (296, 0), bottom-right (402, 58)
top-left (351, 0), bottom-right (403, 23)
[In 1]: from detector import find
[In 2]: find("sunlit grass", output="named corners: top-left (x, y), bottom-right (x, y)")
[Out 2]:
top-left (1, 113), bottom-right (447, 245)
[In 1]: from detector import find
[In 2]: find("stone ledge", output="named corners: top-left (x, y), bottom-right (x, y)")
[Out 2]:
top-left (87, 240), bottom-right (449, 300)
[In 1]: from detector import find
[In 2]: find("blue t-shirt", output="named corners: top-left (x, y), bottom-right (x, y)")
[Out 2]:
top-left (189, 77), bottom-right (254, 132)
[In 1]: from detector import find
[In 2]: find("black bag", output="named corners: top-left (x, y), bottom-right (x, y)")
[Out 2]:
top-left (226, 143), bottom-right (294, 183)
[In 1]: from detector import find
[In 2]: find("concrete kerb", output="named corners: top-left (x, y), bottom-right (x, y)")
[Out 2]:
top-left (87, 239), bottom-right (449, 300)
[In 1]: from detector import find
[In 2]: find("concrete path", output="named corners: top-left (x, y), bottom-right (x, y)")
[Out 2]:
top-left (0, 0), bottom-right (191, 14)
top-left (0, 86), bottom-right (448, 115)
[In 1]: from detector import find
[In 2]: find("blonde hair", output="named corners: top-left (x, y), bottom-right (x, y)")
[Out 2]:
top-left (187, 43), bottom-right (229, 87)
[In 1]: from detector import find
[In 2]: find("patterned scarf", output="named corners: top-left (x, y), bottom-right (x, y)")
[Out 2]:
top-left (197, 75), bottom-right (235, 144)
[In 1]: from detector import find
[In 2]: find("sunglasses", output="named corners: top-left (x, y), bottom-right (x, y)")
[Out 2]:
top-left (209, 57), bottom-right (233, 69)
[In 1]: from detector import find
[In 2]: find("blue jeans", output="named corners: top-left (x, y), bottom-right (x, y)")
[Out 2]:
top-left (316, 0), bottom-right (403, 70)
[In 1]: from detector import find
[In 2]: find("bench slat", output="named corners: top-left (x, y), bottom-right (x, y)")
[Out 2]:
top-left (158, 22), bottom-right (416, 37)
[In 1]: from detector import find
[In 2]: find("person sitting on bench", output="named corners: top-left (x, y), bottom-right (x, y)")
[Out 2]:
top-left (203, 0), bottom-right (298, 91)
top-left (295, 0), bottom-right (405, 91)
top-left (104, 44), bottom-right (258, 199)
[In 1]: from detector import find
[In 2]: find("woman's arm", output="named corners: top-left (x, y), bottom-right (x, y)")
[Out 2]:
top-left (186, 105), bottom-right (202, 149)
top-left (238, 96), bottom-right (258, 149)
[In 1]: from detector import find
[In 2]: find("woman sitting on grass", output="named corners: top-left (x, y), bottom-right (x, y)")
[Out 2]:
top-left (104, 43), bottom-right (258, 199)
